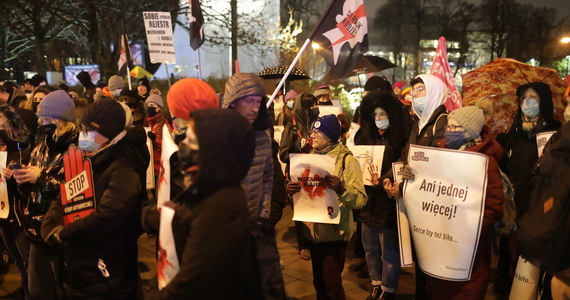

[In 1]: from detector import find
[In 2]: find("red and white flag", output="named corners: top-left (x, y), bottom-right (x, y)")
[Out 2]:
top-left (430, 36), bottom-right (462, 112)
top-left (117, 33), bottom-right (134, 75)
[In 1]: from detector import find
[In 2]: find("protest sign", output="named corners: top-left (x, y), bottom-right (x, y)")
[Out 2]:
top-left (157, 124), bottom-right (178, 207)
top-left (393, 161), bottom-right (413, 267)
top-left (509, 256), bottom-right (540, 300)
top-left (143, 11), bottom-right (176, 64)
top-left (536, 130), bottom-right (556, 157)
top-left (157, 205), bottom-right (180, 289)
top-left (273, 125), bottom-right (286, 173)
top-left (0, 152), bottom-right (7, 219)
top-left (345, 122), bottom-right (360, 149)
top-left (404, 144), bottom-right (488, 280)
top-left (349, 145), bottom-right (384, 186)
top-left (317, 105), bottom-right (341, 117)
top-left (59, 145), bottom-right (96, 225)
top-left (290, 154), bottom-right (339, 224)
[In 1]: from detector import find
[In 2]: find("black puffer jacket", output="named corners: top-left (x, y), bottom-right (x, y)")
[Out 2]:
top-left (498, 82), bottom-right (561, 220)
top-left (355, 92), bottom-right (411, 227)
top-left (145, 109), bottom-right (254, 300)
top-left (41, 129), bottom-right (148, 299)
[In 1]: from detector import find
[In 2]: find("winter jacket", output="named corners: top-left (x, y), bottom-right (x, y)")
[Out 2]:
top-left (301, 144), bottom-right (367, 242)
top-left (222, 73), bottom-right (273, 221)
top-left (144, 109), bottom-right (254, 300)
top-left (279, 93), bottom-right (315, 165)
top-left (41, 129), bottom-right (147, 299)
top-left (354, 91), bottom-right (410, 227)
top-left (428, 132), bottom-right (504, 300)
top-left (498, 82), bottom-right (561, 220)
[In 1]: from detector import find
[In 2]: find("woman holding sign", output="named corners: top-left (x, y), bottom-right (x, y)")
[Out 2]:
top-left (354, 91), bottom-right (411, 300)
top-left (287, 114), bottom-right (367, 300)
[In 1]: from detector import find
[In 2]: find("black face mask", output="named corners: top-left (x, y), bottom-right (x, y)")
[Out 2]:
top-left (308, 107), bottom-right (320, 120)
top-left (147, 107), bottom-right (159, 118)
top-left (32, 102), bottom-right (40, 112)
top-left (177, 142), bottom-right (200, 173)
top-left (301, 100), bottom-right (314, 110)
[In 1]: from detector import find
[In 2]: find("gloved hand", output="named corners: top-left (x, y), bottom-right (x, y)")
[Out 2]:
top-left (287, 181), bottom-right (301, 195)
top-left (400, 165), bottom-right (415, 180)
top-left (147, 131), bottom-right (157, 142)
top-left (325, 175), bottom-right (345, 196)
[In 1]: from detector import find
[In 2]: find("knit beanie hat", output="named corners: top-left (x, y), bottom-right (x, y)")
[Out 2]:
top-left (108, 75), bottom-right (125, 91)
top-left (30, 74), bottom-right (45, 87)
top-left (37, 90), bottom-right (77, 122)
top-left (448, 106), bottom-right (485, 140)
top-left (314, 87), bottom-right (330, 98)
top-left (285, 90), bottom-right (298, 101)
top-left (80, 98), bottom-right (126, 140)
top-left (312, 114), bottom-right (341, 142)
top-left (393, 81), bottom-right (405, 89)
top-left (167, 78), bottom-right (218, 120)
top-left (222, 73), bottom-right (266, 108)
top-left (364, 76), bottom-right (392, 93)
top-left (145, 94), bottom-right (164, 108)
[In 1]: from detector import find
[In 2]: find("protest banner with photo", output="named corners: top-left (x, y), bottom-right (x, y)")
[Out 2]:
top-left (404, 144), bottom-right (488, 280)
top-left (0, 152), bottom-right (8, 219)
top-left (536, 130), bottom-right (556, 157)
top-left (144, 127), bottom-right (155, 189)
top-left (290, 154), bottom-right (339, 224)
top-left (157, 124), bottom-right (178, 207)
top-left (345, 122), bottom-right (360, 149)
top-left (157, 205), bottom-right (180, 289)
top-left (59, 145), bottom-right (96, 225)
top-left (317, 105), bottom-right (341, 117)
top-left (143, 11), bottom-right (176, 64)
top-left (349, 145), bottom-right (384, 186)
top-left (393, 161), bottom-right (414, 267)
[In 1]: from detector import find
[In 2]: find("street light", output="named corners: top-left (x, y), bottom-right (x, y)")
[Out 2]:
top-left (311, 42), bottom-right (320, 50)
top-left (561, 37), bottom-right (570, 44)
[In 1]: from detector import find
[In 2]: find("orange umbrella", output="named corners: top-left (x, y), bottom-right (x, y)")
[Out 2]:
top-left (462, 58), bottom-right (566, 136)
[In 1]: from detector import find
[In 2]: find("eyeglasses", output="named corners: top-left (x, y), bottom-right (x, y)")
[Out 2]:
top-left (411, 86), bottom-right (425, 94)
top-left (446, 125), bottom-right (464, 131)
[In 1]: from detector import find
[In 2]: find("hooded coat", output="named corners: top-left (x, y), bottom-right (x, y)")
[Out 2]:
top-left (354, 92), bottom-right (411, 227)
top-left (145, 109), bottom-right (254, 300)
top-left (498, 82), bottom-right (561, 220)
top-left (41, 127), bottom-right (149, 299)
top-left (222, 73), bottom-right (273, 220)
top-left (279, 93), bottom-right (316, 165)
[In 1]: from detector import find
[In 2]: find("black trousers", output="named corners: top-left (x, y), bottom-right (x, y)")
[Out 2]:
top-left (310, 241), bottom-right (348, 300)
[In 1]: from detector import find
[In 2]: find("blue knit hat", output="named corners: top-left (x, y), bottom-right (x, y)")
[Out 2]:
top-left (37, 90), bottom-right (76, 122)
top-left (312, 114), bottom-right (341, 142)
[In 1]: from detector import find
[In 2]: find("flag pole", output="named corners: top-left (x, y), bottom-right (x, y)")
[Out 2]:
top-left (266, 0), bottom-right (340, 108)
top-left (197, 48), bottom-right (202, 80)
top-left (127, 65), bottom-right (132, 90)
top-left (165, 63), bottom-right (172, 87)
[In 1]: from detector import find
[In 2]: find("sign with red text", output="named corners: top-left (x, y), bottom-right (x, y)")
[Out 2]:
top-left (404, 145), bottom-right (488, 280)
top-left (60, 145), bottom-right (96, 225)
top-left (157, 206), bottom-right (179, 289)
top-left (157, 124), bottom-right (178, 207)
top-left (290, 154), bottom-right (339, 224)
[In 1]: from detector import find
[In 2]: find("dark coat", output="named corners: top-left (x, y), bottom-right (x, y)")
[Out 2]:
top-left (279, 93), bottom-right (316, 165)
top-left (498, 82), bottom-right (561, 220)
top-left (144, 109), bottom-right (254, 300)
top-left (41, 129), bottom-right (148, 299)
top-left (354, 92), bottom-right (410, 227)
top-left (428, 132), bottom-right (504, 300)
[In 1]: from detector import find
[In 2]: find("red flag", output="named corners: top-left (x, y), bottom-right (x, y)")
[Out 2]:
top-left (118, 33), bottom-right (134, 74)
top-left (312, 0), bottom-right (368, 78)
top-left (430, 36), bottom-right (462, 112)
top-left (189, 0), bottom-right (205, 50)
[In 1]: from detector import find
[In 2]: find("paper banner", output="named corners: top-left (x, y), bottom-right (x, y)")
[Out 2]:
top-left (290, 154), bottom-right (339, 224)
top-left (157, 124), bottom-right (179, 207)
top-left (393, 161), bottom-right (413, 267)
top-left (349, 145), bottom-right (384, 186)
top-left (509, 256), bottom-right (540, 300)
top-left (157, 206), bottom-right (180, 289)
top-left (317, 105), bottom-right (341, 117)
top-left (404, 145), bottom-right (488, 280)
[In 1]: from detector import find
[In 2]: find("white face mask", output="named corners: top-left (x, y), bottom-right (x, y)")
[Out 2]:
top-left (287, 100), bottom-right (294, 110)
top-left (375, 119), bottom-right (389, 130)
top-left (413, 96), bottom-right (427, 115)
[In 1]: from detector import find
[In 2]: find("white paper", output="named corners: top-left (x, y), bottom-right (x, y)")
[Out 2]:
top-left (393, 161), bottom-right (413, 267)
top-left (157, 206), bottom-right (180, 289)
top-left (273, 125), bottom-right (286, 174)
top-left (536, 130), bottom-right (556, 157)
top-left (290, 154), bottom-right (339, 224)
top-left (0, 152), bottom-right (8, 219)
top-left (404, 145), bottom-right (488, 281)
top-left (345, 122), bottom-right (360, 149)
top-left (509, 256), bottom-right (540, 300)
top-left (157, 125), bottom-right (178, 207)
top-left (143, 11), bottom-right (176, 64)
top-left (349, 145), bottom-right (384, 186)
top-left (317, 105), bottom-right (341, 117)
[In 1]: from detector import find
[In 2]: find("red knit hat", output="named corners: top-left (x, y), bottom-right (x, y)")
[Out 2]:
top-left (167, 78), bottom-right (219, 120)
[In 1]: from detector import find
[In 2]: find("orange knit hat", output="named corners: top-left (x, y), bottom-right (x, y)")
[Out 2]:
top-left (167, 78), bottom-right (219, 120)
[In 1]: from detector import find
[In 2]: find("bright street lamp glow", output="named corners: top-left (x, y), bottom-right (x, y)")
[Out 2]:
top-left (311, 42), bottom-right (320, 50)
top-left (561, 37), bottom-right (570, 44)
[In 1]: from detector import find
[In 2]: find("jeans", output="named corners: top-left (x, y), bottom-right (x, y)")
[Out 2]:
top-left (362, 223), bottom-right (401, 293)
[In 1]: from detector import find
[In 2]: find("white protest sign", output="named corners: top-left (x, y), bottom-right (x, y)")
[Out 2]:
top-left (345, 122), bottom-right (360, 149)
top-left (157, 206), bottom-right (180, 289)
top-left (143, 12), bottom-right (176, 64)
top-left (157, 124), bottom-right (179, 207)
top-left (0, 152), bottom-right (8, 219)
top-left (331, 99), bottom-right (341, 107)
top-left (317, 105), bottom-right (341, 117)
top-left (404, 145), bottom-right (488, 281)
top-left (536, 130), bottom-right (556, 157)
top-left (144, 127), bottom-right (155, 189)
top-left (273, 125), bottom-right (286, 173)
top-left (509, 256), bottom-right (540, 300)
top-left (393, 161), bottom-right (413, 267)
top-left (290, 154), bottom-right (339, 224)
top-left (349, 145), bottom-right (384, 186)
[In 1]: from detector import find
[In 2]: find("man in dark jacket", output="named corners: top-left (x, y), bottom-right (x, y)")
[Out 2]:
top-left (41, 98), bottom-right (147, 299)
top-left (144, 109), bottom-right (254, 299)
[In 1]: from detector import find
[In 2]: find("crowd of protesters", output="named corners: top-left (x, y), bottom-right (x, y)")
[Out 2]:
top-left (0, 68), bottom-right (568, 300)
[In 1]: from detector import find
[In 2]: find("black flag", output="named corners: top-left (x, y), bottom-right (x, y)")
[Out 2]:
top-left (189, 0), bottom-right (205, 50)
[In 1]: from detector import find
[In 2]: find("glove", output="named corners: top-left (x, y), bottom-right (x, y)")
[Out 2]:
top-left (287, 181), bottom-right (301, 195)
top-left (325, 175), bottom-right (345, 196)
top-left (147, 131), bottom-right (157, 142)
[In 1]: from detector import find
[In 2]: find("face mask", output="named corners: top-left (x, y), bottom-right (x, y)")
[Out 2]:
top-left (413, 96), bottom-right (426, 115)
top-left (564, 106), bottom-right (570, 122)
top-left (521, 98), bottom-right (540, 118)
top-left (287, 100), bottom-right (294, 110)
top-left (375, 119), bottom-right (390, 130)
top-left (112, 90), bottom-right (121, 98)
top-left (445, 131), bottom-right (467, 149)
top-left (79, 131), bottom-right (101, 153)
top-left (147, 106), bottom-right (159, 118)
top-left (32, 102), bottom-right (40, 112)
top-left (308, 107), bottom-right (320, 120)
top-left (178, 142), bottom-right (200, 172)
top-left (301, 100), bottom-right (314, 110)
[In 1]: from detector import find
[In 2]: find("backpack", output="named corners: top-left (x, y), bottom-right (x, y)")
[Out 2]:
top-left (517, 137), bottom-right (570, 272)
